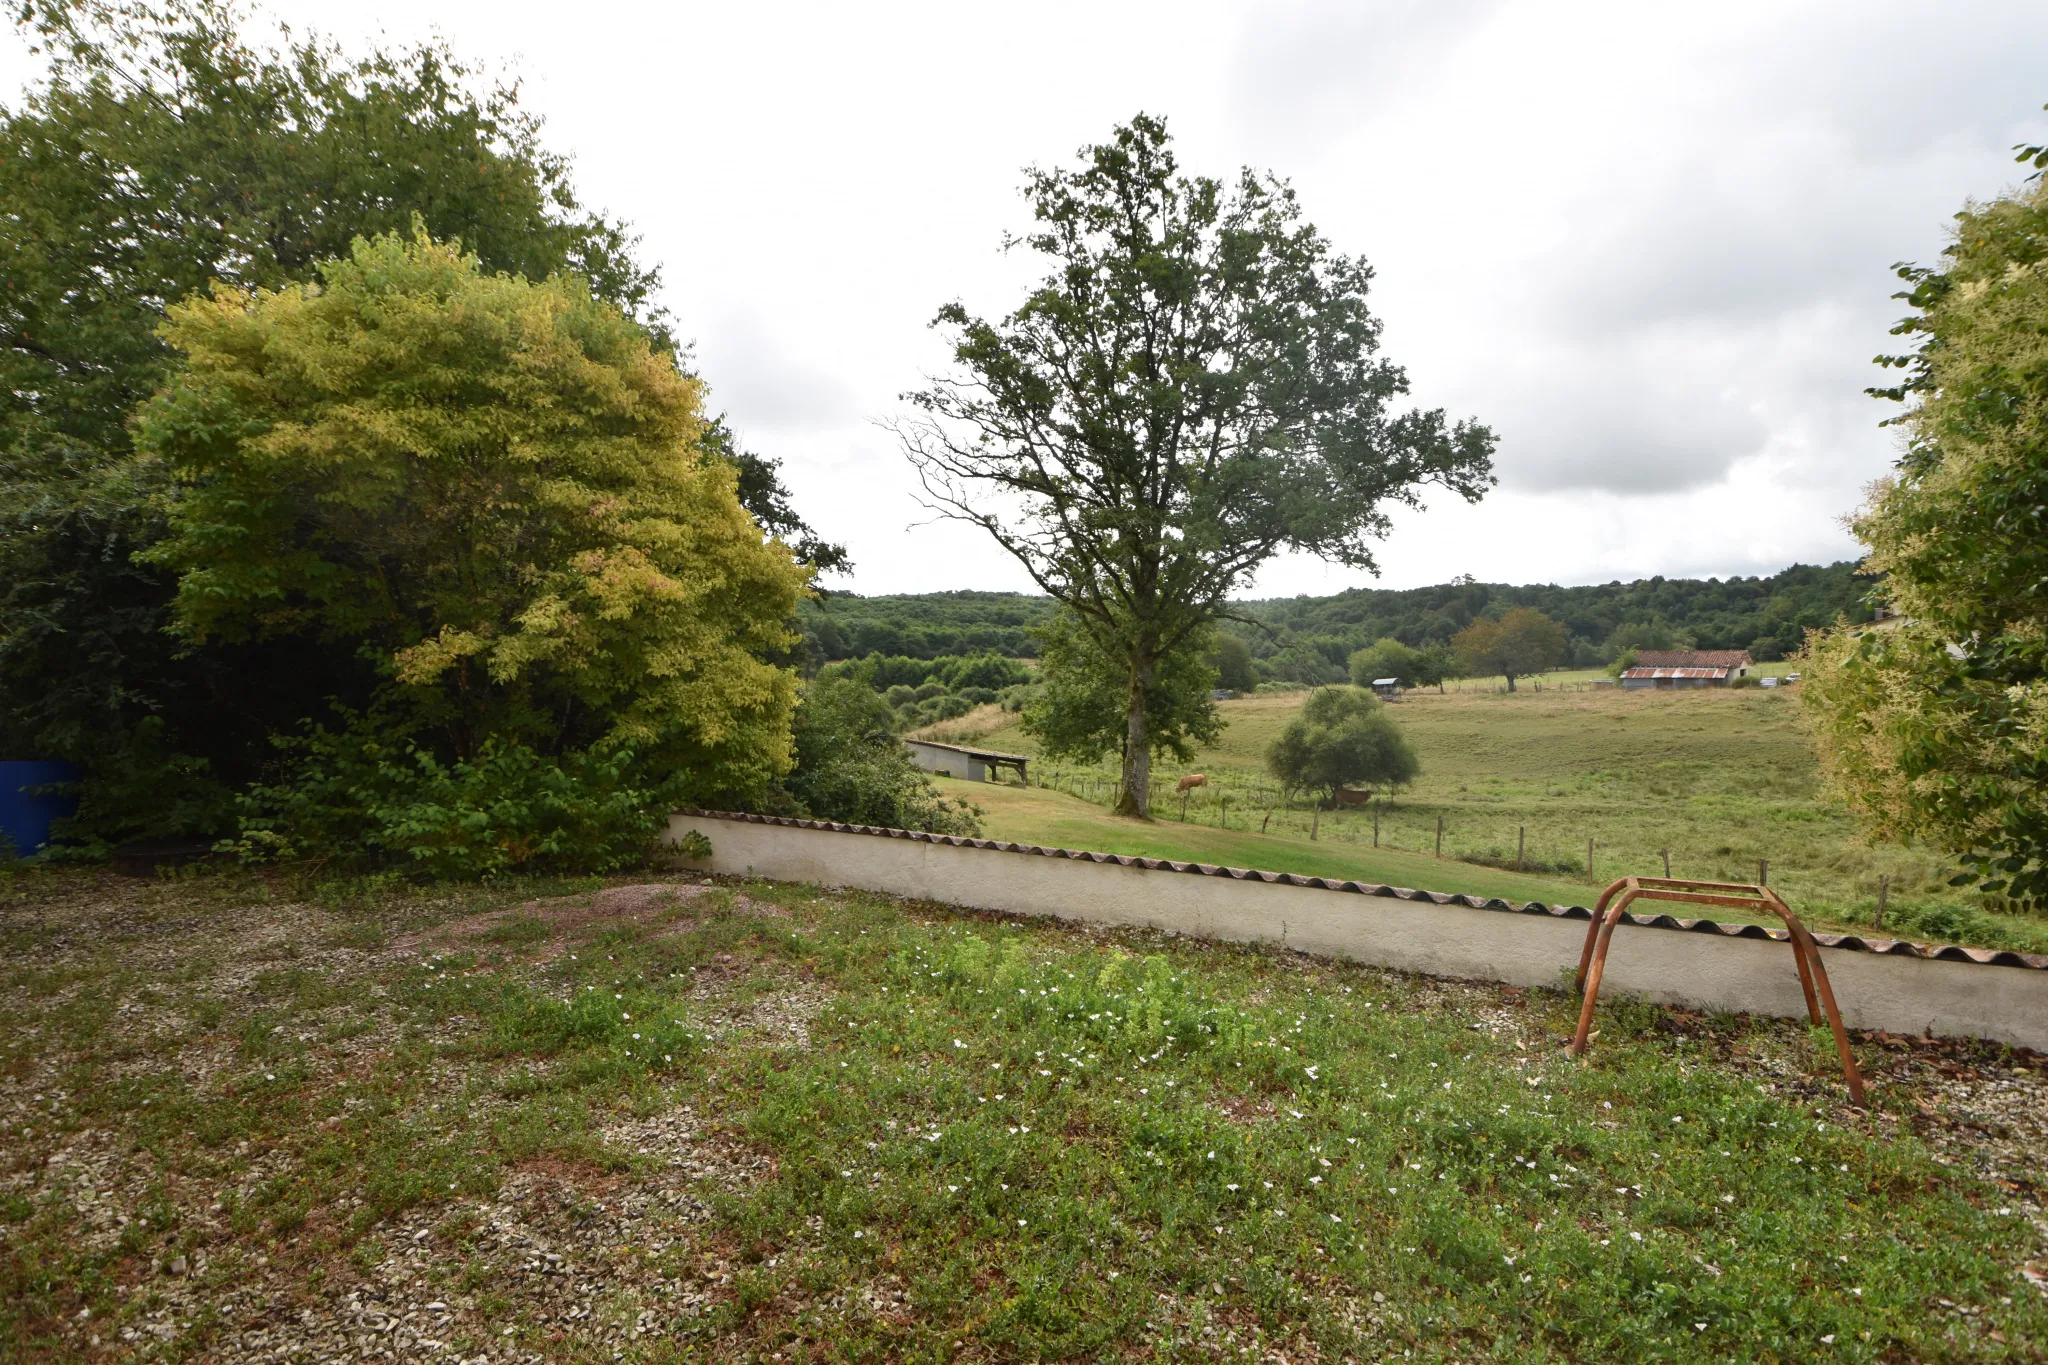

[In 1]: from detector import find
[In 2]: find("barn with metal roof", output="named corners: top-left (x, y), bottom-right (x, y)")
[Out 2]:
top-left (1619, 649), bottom-right (1752, 690)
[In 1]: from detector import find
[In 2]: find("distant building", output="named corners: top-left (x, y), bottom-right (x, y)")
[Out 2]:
top-left (1620, 649), bottom-right (1752, 690)
top-left (903, 738), bottom-right (1029, 783)
top-left (1369, 677), bottom-right (1403, 700)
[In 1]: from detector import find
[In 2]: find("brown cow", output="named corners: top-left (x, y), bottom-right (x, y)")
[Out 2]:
top-left (1175, 773), bottom-right (1208, 794)
top-left (1332, 787), bottom-right (1374, 807)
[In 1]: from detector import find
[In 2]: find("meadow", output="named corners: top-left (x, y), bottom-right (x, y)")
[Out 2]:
top-left (943, 685), bottom-right (2048, 954)
top-left (2, 868), bottom-right (2041, 1362)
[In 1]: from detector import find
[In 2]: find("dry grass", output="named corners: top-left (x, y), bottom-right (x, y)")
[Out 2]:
top-left (903, 703), bottom-right (1020, 747)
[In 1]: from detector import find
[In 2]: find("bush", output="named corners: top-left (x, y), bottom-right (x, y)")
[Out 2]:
top-left (137, 230), bottom-right (806, 808)
top-left (1266, 686), bottom-right (1419, 804)
top-left (884, 684), bottom-right (919, 707)
top-left (781, 678), bottom-right (980, 834)
top-left (224, 735), bottom-right (672, 880)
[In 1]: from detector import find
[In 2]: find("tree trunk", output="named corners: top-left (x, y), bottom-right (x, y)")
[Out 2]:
top-left (1505, 672), bottom-right (1517, 693)
top-left (1115, 657), bottom-right (1154, 818)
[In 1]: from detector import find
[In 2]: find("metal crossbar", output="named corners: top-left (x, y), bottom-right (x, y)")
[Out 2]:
top-left (1569, 876), bottom-right (1867, 1106)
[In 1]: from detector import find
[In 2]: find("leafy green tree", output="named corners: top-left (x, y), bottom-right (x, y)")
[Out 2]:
top-left (1412, 641), bottom-right (1458, 693)
top-left (1208, 632), bottom-right (1255, 693)
top-left (899, 115), bottom-right (1494, 815)
top-left (137, 230), bottom-right (808, 803)
top-left (0, 0), bottom-right (666, 836)
top-left (1022, 609), bottom-right (1222, 770)
top-left (1606, 619), bottom-right (1694, 654)
top-left (1452, 608), bottom-right (1567, 691)
top-left (1804, 174), bottom-right (2048, 905)
top-left (1265, 686), bottom-right (1418, 805)
top-left (1348, 637), bottom-right (1422, 688)
top-left (781, 677), bottom-right (979, 834)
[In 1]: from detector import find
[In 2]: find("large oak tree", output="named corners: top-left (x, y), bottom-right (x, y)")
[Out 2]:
top-left (899, 116), bottom-right (1494, 816)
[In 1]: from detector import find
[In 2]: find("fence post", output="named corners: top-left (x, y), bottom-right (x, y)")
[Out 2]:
top-left (1435, 814), bottom-right (1444, 858)
top-left (1515, 826), bottom-right (1525, 873)
top-left (1261, 811), bottom-right (1272, 834)
top-left (1311, 803), bottom-right (1319, 842)
top-left (1586, 837), bottom-right (1595, 880)
top-left (1219, 797), bottom-right (1229, 829)
top-left (1874, 874), bottom-right (1890, 931)
top-left (1373, 805), bottom-right (1380, 848)
top-left (1757, 857), bottom-right (1768, 887)
top-left (1660, 848), bottom-right (1670, 878)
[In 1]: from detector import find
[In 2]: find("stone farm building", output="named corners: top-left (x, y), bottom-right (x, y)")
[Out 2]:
top-left (1619, 649), bottom-right (1753, 690)
top-left (903, 739), bottom-right (1030, 783)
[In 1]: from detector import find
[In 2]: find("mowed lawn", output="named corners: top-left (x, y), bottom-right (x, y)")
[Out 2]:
top-left (2, 869), bottom-right (2044, 1363)
top-left (962, 686), bottom-right (2048, 953)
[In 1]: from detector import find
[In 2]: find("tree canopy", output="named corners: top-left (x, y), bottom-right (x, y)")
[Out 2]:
top-left (899, 114), bottom-right (1493, 815)
top-left (1265, 686), bottom-right (1418, 804)
top-left (139, 230), bottom-right (808, 798)
top-left (1021, 610), bottom-right (1222, 769)
top-left (0, 0), bottom-right (662, 835)
top-left (0, 0), bottom-right (833, 843)
top-left (1349, 637), bottom-right (1423, 688)
top-left (1452, 608), bottom-right (1568, 691)
top-left (1804, 174), bottom-right (2048, 906)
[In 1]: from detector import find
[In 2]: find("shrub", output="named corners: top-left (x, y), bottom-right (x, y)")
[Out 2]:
top-left (781, 678), bottom-right (980, 834)
top-left (224, 735), bottom-right (672, 879)
top-left (884, 684), bottom-right (919, 708)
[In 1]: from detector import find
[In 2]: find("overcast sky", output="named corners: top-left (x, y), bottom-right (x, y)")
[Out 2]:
top-left (11, 1), bottom-right (2046, 596)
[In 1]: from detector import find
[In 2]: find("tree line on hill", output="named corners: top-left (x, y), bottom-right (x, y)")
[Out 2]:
top-left (803, 560), bottom-right (1873, 681)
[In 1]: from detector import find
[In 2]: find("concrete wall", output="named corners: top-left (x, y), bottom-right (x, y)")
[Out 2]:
top-left (664, 812), bottom-right (2048, 1052)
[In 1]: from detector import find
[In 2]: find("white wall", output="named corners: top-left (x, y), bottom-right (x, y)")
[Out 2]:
top-left (665, 812), bottom-right (2048, 1052)
top-left (904, 741), bottom-right (984, 781)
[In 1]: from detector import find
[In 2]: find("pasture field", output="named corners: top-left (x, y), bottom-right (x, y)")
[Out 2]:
top-left (929, 778), bottom-right (1595, 909)
top-left (958, 686), bottom-right (2048, 954)
top-left (2, 869), bottom-right (2043, 1363)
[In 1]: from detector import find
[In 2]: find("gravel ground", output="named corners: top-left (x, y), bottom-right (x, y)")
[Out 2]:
top-left (2, 869), bottom-right (2044, 1362)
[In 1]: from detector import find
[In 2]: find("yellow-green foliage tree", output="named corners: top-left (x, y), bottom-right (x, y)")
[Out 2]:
top-left (137, 230), bottom-right (808, 806)
top-left (1803, 174), bottom-right (2048, 906)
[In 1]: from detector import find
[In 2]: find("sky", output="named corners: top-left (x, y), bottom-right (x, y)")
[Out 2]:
top-left (9, 0), bottom-right (2046, 598)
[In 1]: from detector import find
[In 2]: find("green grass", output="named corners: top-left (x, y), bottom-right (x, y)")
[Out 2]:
top-left (4, 870), bottom-right (2042, 1362)
top-left (935, 777), bottom-right (1598, 908)
top-left (964, 687), bottom-right (2048, 954)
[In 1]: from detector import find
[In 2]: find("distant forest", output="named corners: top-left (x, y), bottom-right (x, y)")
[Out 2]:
top-left (800, 562), bottom-right (1874, 674)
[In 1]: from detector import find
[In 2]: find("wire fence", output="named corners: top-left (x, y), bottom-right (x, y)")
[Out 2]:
top-left (1030, 766), bottom-right (1616, 879)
